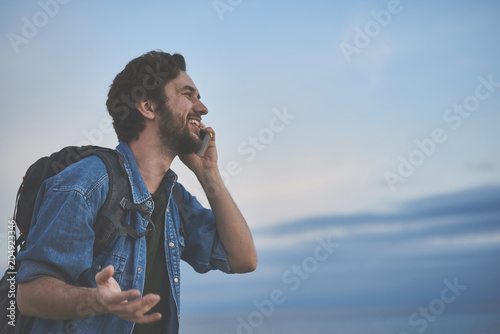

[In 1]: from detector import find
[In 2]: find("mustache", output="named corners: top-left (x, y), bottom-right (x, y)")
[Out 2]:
top-left (187, 113), bottom-right (201, 121)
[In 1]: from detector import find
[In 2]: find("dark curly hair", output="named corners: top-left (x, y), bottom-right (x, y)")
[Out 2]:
top-left (106, 50), bottom-right (186, 142)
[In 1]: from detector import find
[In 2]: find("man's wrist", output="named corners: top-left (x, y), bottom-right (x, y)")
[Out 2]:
top-left (90, 287), bottom-right (108, 316)
top-left (197, 168), bottom-right (225, 198)
top-left (197, 167), bottom-right (221, 184)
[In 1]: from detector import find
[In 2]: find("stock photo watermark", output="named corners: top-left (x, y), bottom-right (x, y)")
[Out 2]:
top-left (204, 106), bottom-right (296, 204)
top-left (225, 235), bottom-right (340, 334)
top-left (5, 220), bottom-right (17, 327)
top-left (385, 74), bottom-right (500, 192)
top-left (339, 0), bottom-right (412, 64)
top-left (399, 277), bottom-right (467, 334)
top-left (75, 104), bottom-right (296, 218)
top-left (7, 0), bottom-right (71, 54)
top-left (78, 106), bottom-right (295, 187)
top-left (232, 107), bottom-right (295, 164)
top-left (213, 0), bottom-right (244, 21)
top-left (165, 106), bottom-right (296, 207)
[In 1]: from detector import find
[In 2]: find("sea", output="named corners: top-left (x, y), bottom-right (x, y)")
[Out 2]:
top-left (179, 307), bottom-right (500, 334)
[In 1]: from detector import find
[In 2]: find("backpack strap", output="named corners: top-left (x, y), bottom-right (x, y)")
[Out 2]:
top-left (14, 146), bottom-right (99, 244)
top-left (92, 149), bottom-right (155, 256)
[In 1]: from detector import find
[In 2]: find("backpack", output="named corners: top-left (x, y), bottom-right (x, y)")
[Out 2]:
top-left (0, 145), bottom-right (184, 333)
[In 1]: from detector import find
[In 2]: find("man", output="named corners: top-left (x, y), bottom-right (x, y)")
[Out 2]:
top-left (16, 51), bottom-right (258, 333)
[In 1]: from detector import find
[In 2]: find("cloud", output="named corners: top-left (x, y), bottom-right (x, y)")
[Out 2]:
top-left (253, 184), bottom-right (500, 250)
top-left (466, 162), bottom-right (499, 172)
top-left (425, 232), bottom-right (500, 247)
top-left (398, 184), bottom-right (500, 217)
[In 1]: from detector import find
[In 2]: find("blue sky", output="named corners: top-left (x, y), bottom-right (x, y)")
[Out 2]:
top-left (1, 0), bottom-right (499, 332)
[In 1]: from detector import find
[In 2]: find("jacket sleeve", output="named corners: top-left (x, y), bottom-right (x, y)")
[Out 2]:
top-left (16, 173), bottom-right (101, 285)
top-left (174, 183), bottom-right (232, 274)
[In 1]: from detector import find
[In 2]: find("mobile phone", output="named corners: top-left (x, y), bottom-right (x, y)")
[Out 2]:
top-left (196, 127), bottom-right (213, 157)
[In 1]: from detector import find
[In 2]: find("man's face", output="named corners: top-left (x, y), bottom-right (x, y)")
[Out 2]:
top-left (156, 71), bottom-right (208, 154)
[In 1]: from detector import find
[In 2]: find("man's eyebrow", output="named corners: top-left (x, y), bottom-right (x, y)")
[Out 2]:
top-left (180, 85), bottom-right (201, 99)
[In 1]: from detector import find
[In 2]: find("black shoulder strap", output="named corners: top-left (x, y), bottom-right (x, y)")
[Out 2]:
top-left (92, 149), bottom-right (155, 256)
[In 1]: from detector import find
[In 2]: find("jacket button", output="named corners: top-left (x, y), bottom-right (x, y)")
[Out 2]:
top-left (146, 200), bottom-right (152, 206)
top-left (138, 267), bottom-right (143, 273)
top-left (96, 265), bottom-right (101, 271)
top-left (168, 242), bottom-right (174, 248)
top-left (174, 277), bottom-right (179, 283)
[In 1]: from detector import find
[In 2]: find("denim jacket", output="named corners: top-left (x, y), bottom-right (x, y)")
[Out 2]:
top-left (17, 142), bottom-right (231, 333)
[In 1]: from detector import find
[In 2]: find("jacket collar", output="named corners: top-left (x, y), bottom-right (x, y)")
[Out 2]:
top-left (116, 142), bottom-right (177, 204)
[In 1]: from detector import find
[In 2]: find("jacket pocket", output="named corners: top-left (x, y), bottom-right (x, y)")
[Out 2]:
top-left (90, 252), bottom-right (127, 284)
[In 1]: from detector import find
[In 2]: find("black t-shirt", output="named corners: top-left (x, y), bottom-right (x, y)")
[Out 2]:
top-left (132, 180), bottom-right (178, 334)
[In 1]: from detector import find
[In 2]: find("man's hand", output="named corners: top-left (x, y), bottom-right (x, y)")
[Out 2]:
top-left (95, 265), bottom-right (162, 324)
top-left (179, 124), bottom-right (258, 273)
top-left (179, 125), bottom-right (218, 178)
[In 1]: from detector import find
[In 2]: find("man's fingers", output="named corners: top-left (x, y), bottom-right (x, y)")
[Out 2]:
top-left (134, 312), bottom-right (162, 324)
top-left (95, 265), bottom-right (114, 285)
top-left (94, 265), bottom-right (160, 323)
top-left (110, 294), bottom-right (161, 322)
top-left (124, 293), bottom-right (160, 314)
top-left (205, 127), bottom-right (215, 141)
top-left (200, 123), bottom-right (215, 141)
top-left (104, 289), bottom-right (141, 305)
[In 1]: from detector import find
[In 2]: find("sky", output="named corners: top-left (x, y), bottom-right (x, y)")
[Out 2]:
top-left (0, 0), bottom-right (499, 333)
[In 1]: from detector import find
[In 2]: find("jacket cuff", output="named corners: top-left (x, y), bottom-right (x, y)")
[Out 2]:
top-left (17, 260), bottom-right (70, 284)
top-left (210, 235), bottom-right (233, 274)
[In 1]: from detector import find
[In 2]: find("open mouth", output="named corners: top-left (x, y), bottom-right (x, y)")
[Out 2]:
top-left (188, 119), bottom-right (200, 127)
top-left (188, 119), bottom-right (202, 136)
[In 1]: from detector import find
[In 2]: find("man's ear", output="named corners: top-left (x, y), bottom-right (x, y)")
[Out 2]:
top-left (135, 100), bottom-right (156, 120)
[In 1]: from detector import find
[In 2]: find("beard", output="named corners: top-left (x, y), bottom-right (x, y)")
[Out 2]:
top-left (156, 102), bottom-right (202, 155)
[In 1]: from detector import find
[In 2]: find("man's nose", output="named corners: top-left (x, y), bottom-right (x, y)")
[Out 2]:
top-left (195, 99), bottom-right (208, 115)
